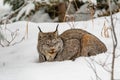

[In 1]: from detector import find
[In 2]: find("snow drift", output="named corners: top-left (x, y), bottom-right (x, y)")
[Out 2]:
top-left (0, 13), bottom-right (120, 80)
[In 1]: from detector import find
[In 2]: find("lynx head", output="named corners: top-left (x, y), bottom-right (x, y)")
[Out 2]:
top-left (37, 24), bottom-right (63, 61)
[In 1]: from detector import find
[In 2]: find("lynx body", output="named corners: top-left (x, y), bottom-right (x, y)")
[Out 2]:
top-left (60, 29), bottom-right (107, 57)
top-left (37, 25), bottom-right (107, 62)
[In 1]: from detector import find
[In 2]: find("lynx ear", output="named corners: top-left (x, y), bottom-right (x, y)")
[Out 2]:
top-left (38, 26), bottom-right (42, 32)
top-left (55, 24), bottom-right (59, 32)
top-left (38, 26), bottom-right (43, 38)
top-left (54, 24), bottom-right (59, 36)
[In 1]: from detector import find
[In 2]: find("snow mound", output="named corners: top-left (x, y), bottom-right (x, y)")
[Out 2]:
top-left (0, 13), bottom-right (120, 80)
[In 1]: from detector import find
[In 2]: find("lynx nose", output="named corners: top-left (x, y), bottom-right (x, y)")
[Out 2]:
top-left (51, 48), bottom-right (55, 51)
top-left (49, 48), bottom-right (55, 54)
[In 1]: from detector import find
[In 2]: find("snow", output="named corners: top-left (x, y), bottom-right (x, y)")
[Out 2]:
top-left (35, 0), bottom-right (97, 4)
top-left (0, 0), bottom-right (10, 9)
top-left (16, 2), bottom-right (35, 20)
top-left (31, 10), bottom-right (52, 22)
top-left (0, 0), bottom-right (11, 19)
top-left (35, 0), bottom-right (50, 4)
top-left (75, 3), bottom-right (91, 21)
top-left (80, 0), bottom-right (97, 5)
top-left (0, 12), bottom-right (120, 80)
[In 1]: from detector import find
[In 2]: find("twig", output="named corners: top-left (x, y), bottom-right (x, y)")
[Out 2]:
top-left (0, 2), bottom-right (27, 24)
top-left (101, 21), bottom-right (112, 38)
top-left (12, 37), bottom-right (25, 46)
top-left (66, 19), bottom-right (79, 29)
top-left (89, 57), bottom-right (111, 73)
top-left (85, 58), bottom-right (102, 80)
top-left (63, 1), bottom-right (72, 22)
top-left (108, 0), bottom-right (118, 80)
top-left (73, 0), bottom-right (79, 11)
top-left (0, 26), bottom-right (25, 47)
top-left (113, 0), bottom-right (120, 8)
top-left (25, 21), bottom-right (29, 39)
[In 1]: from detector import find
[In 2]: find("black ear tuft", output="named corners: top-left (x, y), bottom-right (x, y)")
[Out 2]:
top-left (38, 26), bottom-right (42, 32)
top-left (54, 24), bottom-right (59, 36)
top-left (55, 24), bottom-right (59, 32)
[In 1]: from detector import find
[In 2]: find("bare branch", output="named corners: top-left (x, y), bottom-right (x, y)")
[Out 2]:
top-left (12, 36), bottom-right (25, 46)
top-left (89, 57), bottom-right (111, 73)
top-left (108, 0), bottom-right (118, 80)
top-left (113, 0), bottom-right (120, 8)
top-left (0, 26), bottom-right (25, 47)
top-left (85, 58), bottom-right (102, 80)
top-left (0, 2), bottom-right (27, 24)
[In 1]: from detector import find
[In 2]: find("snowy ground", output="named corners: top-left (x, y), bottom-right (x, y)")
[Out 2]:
top-left (0, 12), bottom-right (120, 80)
top-left (0, 0), bottom-right (11, 19)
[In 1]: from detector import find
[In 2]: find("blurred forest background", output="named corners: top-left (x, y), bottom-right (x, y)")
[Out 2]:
top-left (0, 0), bottom-right (120, 24)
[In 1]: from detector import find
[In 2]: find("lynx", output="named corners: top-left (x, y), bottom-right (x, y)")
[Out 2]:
top-left (37, 25), bottom-right (107, 62)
